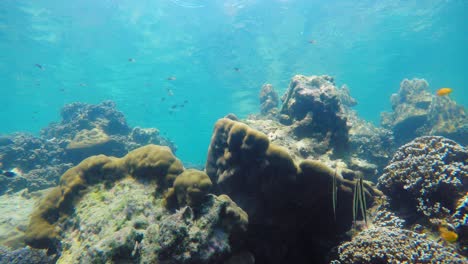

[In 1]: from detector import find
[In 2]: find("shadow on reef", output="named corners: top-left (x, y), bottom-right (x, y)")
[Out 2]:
top-left (0, 101), bottom-right (176, 195)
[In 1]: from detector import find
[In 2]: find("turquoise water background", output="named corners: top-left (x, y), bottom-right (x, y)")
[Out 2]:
top-left (0, 0), bottom-right (466, 165)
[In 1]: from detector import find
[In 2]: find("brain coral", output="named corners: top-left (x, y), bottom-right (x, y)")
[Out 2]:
top-left (377, 136), bottom-right (467, 228)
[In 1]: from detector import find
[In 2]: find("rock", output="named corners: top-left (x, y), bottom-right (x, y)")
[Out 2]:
top-left (280, 75), bottom-right (350, 156)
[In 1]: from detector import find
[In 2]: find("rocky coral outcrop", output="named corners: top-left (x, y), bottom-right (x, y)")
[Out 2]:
top-left (279, 75), bottom-right (350, 156)
top-left (23, 145), bottom-right (247, 263)
top-left (381, 78), bottom-right (467, 145)
top-left (41, 100), bottom-right (130, 138)
top-left (206, 117), bottom-right (382, 263)
top-left (0, 101), bottom-right (176, 195)
top-left (259, 83), bottom-right (279, 115)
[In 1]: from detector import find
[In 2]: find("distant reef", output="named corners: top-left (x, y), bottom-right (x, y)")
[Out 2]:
top-left (381, 78), bottom-right (468, 145)
top-left (0, 101), bottom-right (176, 195)
top-left (0, 75), bottom-right (466, 263)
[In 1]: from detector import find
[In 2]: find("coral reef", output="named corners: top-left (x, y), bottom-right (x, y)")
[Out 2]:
top-left (25, 145), bottom-right (183, 251)
top-left (249, 74), bottom-right (395, 178)
top-left (333, 226), bottom-right (466, 263)
top-left (381, 78), bottom-right (467, 145)
top-left (377, 136), bottom-right (467, 224)
top-left (259, 83), bottom-right (279, 115)
top-left (24, 145), bottom-right (247, 263)
top-left (41, 100), bottom-right (130, 138)
top-left (206, 117), bottom-right (382, 263)
top-left (142, 195), bottom-right (247, 264)
top-left (0, 101), bottom-right (175, 195)
top-left (347, 113), bottom-right (395, 179)
top-left (0, 246), bottom-right (56, 264)
top-left (279, 75), bottom-right (350, 156)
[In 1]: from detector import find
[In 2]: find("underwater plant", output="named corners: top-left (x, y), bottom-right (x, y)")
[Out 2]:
top-left (352, 175), bottom-right (367, 226)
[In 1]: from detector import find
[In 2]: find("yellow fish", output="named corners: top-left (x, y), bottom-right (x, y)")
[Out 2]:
top-left (436, 87), bottom-right (452, 96)
top-left (439, 226), bottom-right (458, 242)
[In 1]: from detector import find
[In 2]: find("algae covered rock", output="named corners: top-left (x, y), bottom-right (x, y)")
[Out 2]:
top-left (280, 75), bottom-right (350, 156)
top-left (23, 144), bottom-right (248, 263)
top-left (25, 144), bottom-right (183, 252)
top-left (142, 195), bottom-right (248, 264)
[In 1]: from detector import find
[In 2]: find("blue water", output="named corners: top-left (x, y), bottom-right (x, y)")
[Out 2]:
top-left (0, 0), bottom-right (467, 164)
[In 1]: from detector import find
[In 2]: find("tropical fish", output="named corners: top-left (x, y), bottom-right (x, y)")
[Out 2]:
top-left (0, 168), bottom-right (22, 178)
top-left (439, 226), bottom-right (458, 242)
top-left (308, 39), bottom-right (317, 44)
top-left (234, 67), bottom-right (240, 72)
top-left (128, 58), bottom-right (135, 62)
top-left (167, 76), bottom-right (177, 81)
top-left (436, 88), bottom-right (452, 96)
top-left (34, 64), bottom-right (44, 70)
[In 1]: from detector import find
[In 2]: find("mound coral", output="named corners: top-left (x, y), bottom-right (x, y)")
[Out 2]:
top-left (206, 117), bottom-right (382, 263)
top-left (25, 144), bottom-right (183, 251)
top-left (165, 169), bottom-right (213, 209)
